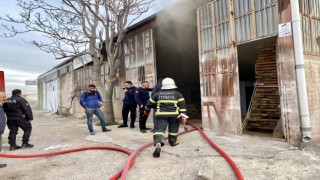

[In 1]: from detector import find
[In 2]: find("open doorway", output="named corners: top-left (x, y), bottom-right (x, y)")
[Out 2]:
top-left (154, 9), bottom-right (202, 123)
top-left (238, 36), bottom-right (282, 138)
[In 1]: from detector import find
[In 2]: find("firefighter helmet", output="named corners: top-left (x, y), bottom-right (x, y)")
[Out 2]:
top-left (161, 78), bottom-right (177, 90)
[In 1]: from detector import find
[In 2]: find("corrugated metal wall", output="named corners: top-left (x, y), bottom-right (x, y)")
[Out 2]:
top-left (198, 0), bottom-right (280, 133)
top-left (234, 0), bottom-right (277, 43)
top-left (198, 1), bottom-right (240, 133)
top-left (300, 0), bottom-right (320, 55)
top-left (124, 29), bottom-right (155, 87)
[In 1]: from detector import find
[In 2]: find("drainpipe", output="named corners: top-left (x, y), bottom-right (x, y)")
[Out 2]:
top-left (291, 0), bottom-right (311, 142)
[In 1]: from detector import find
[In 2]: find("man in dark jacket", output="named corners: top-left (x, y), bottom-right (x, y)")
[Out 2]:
top-left (135, 81), bottom-right (152, 133)
top-left (145, 78), bottom-right (187, 158)
top-left (0, 92), bottom-right (7, 168)
top-left (150, 78), bottom-right (163, 132)
top-left (118, 81), bottom-right (137, 128)
top-left (151, 78), bottom-right (163, 96)
top-left (80, 84), bottom-right (111, 135)
top-left (3, 89), bottom-right (34, 150)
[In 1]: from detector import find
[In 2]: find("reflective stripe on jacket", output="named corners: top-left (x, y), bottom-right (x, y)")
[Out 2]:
top-left (146, 89), bottom-right (186, 117)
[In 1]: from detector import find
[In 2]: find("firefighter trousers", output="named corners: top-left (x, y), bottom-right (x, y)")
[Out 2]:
top-left (153, 116), bottom-right (179, 146)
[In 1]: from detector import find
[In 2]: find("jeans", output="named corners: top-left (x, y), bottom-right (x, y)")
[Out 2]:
top-left (85, 108), bottom-right (107, 132)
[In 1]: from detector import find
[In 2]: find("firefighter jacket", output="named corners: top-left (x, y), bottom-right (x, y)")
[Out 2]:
top-left (145, 89), bottom-right (187, 117)
top-left (3, 95), bottom-right (33, 121)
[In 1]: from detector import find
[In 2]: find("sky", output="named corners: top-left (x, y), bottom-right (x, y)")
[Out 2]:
top-left (0, 0), bottom-right (177, 94)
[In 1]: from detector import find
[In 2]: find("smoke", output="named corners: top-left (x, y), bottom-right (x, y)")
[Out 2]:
top-left (155, 0), bottom-right (208, 87)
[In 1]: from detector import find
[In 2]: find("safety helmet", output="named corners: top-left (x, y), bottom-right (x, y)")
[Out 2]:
top-left (161, 78), bottom-right (177, 90)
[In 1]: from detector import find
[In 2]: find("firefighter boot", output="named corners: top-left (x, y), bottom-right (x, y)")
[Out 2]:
top-left (153, 143), bottom-right (161, 158)
top-left (169, 135), bottom-right (179, 146)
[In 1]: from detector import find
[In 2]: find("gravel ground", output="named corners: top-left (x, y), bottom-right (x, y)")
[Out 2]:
top-left (0, 111), bottom-right (320, 180)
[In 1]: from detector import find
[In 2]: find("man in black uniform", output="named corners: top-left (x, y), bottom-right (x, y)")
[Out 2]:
top-left (145, 78), bottom-right (187, 158)
top-left (118, 81), bottom-right (137, 128)
top-left (135, 81), bottom-right (152, 133)
top-left (3, 89), bottom-right (34, 150)
top-left (150, 78), bottom-right (163, 132)
top-left (151, 78), bottom-right (163, 96)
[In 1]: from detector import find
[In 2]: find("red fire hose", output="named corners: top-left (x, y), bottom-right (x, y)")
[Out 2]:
top-left (193, 125), bottom-right (244, 180)
top-left (0, 126), bottom-right (244, 180)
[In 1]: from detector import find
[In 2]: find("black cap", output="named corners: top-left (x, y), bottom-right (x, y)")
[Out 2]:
top-left (12, 89), bottom-right (22, 95)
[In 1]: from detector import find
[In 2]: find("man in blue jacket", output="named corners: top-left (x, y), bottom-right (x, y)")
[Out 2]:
top-left (118, 81), bottom-right (137, 128)
top-left (80, 84), bottom-right (111, 135)
top-left (135, 81), bottom-right (152, 133)
top-left (0, 92), bottom-right (7, 168)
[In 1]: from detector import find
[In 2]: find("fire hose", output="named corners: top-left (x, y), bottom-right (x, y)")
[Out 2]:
top-left (0, 125), bottom-right (244, 180)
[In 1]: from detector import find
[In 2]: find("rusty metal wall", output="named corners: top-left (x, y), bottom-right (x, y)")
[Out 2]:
top-left (277, 0), bottom-right (301, 145)
top-left (124, 29), bottom-right (156, 87)
top-left (198, 1), bottom-right (241, 133)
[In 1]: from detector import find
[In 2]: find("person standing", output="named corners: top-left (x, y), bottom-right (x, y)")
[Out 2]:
top-left (135, 81), bottom-right (152, 133)
top-left (118, 81), bottom-right (137, 129)
top-left (3, 89), bottom-right (34, 150)
top-left (145, 78), bottom-right (187, 158)
top-left (151, 78), bottom-right (163, 96)
top-left (80, 84), bottom-right (111, 135)
top-left (0, 92), bottom-right (7, 168)
top-left (150, 78), bottom-right (163, 132)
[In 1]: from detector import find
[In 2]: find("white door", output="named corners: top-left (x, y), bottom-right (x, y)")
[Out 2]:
top-left (45, 80), bottom-right (58, 112)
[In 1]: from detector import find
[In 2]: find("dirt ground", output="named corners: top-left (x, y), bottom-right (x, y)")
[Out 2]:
top-left (0, 111), bottom-right (320, 180)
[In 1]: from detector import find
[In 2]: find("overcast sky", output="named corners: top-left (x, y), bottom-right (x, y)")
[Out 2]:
top-left (0, 0), bottom-right (177, 94)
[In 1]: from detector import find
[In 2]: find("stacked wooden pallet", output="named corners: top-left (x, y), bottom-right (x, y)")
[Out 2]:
top-left (246, 45), bottom-right (281, 131)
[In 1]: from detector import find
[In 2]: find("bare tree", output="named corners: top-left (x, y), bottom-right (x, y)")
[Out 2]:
top-left (0, 0), bottom-right (154, 122)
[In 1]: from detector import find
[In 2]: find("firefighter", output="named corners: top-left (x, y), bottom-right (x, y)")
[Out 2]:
top-left (3, 89), bottom-right (34, 150)
top-left (145, 78), bottom-right (187, 158)
top-left (135, 81), bottom-right (152, 133)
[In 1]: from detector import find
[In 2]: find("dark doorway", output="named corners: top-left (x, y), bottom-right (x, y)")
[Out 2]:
top-left (154, 9), bottom-right (201, 121)
top-left (238, 36), bottom-right (282, 137)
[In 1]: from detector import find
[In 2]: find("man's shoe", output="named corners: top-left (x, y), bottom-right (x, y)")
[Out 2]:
top-left (21, 143), bottom-right (34, 148)
top-left (130, 125), bottom-right (135, 129)
top-left (0, 164), bottom-right (7, 168)
top-left (102, 128), bottom-right (111, 132)
top-left (153, 143), bottom-right (161, 158)
top-left (144, 128), bottom-right (152, 130)
top-left (118, 124), bottom-right (128, 128)
top-left (140, 129), bottom-right (147, 133)
top-left (10, 145), bottom-right (21, 151)
top-left (90, 131), bottom-right (95, 135)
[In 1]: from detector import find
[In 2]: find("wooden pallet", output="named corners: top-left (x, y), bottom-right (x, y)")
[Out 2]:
top-left (246, 45), bottom-right (281, 131)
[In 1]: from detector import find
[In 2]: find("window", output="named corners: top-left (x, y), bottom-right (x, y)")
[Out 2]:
top-left (124, 29), bottom-right (154, 85)
top-left (300, 0), bottom-right (320, 55)
top-left (74, 67), bottom-right (92, 91)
